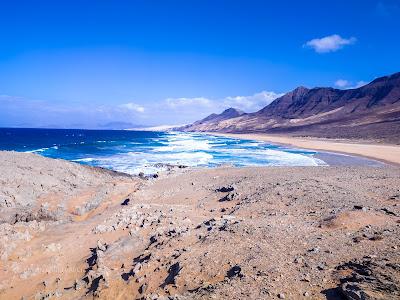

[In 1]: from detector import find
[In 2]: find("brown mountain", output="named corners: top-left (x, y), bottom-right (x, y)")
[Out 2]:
top-left (181, 72), bottom-right (400, 143)
top-left (180, 107), bottom-right (245, 129)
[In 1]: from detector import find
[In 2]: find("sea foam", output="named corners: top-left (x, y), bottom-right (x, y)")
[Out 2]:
top-left (21, 130), bottom-right (325, 174)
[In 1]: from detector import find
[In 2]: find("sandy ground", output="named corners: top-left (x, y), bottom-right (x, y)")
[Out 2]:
top-left (0, 151), bottom-right (400, 300)
top-left (206, 132), bottom-right (400, 166)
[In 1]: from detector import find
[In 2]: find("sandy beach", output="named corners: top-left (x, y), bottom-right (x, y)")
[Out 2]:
top-left (0, 151), bottom-right (399, 299)
top-left (206, 132), bottom-right (400, 166)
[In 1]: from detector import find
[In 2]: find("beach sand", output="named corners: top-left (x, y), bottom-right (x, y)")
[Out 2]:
top-left (206, 132), bottom-right (400, 166)
top-left (0, 151), bottom-right (399, 299)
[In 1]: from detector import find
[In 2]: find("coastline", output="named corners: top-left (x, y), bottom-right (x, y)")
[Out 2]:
top-left (205, 132), bottom-right (400, 166)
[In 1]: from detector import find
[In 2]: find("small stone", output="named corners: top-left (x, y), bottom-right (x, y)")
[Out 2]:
top-left (215, 186), bottom-right (235, 193)
top-left (97, 240), bottom-right (107, 252)
top-left (294, 257), bottom-right (303, 264)
top-left (309, 247), bottom-right (320, 253)
top-left (278, 293), bottom-right (285, 299)
top-left (121, 198), bottom-right (130, 206)
top-left (301, 274), bottom-right (311, 282)
top-left (139, 283), bottom-right (147, 294)
top-left (226, 265), bottom-right (243, 278)
top-left (303, 291), bottom-right (310, 297)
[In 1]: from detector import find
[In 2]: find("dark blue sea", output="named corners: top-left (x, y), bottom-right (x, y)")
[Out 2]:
top-left (0, 128), bottom-right (325, 174)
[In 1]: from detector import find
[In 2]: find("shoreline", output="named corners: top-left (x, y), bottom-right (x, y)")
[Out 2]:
top-left (204, 132), bottom-right (400, 166)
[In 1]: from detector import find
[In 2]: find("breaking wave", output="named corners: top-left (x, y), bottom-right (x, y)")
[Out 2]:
top-left (19, 130), bottom-right (325, 174)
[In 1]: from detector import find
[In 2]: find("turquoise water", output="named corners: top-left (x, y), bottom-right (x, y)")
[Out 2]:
top-left (0, 128), bottom-right (325, 174)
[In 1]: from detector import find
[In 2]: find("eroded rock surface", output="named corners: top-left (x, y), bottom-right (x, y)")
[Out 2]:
top-left (0, 152), bottom-right (399, 299)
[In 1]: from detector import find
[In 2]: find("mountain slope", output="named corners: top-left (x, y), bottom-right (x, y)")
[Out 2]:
top-left (181, 72), bottom-right (400, 143)
top-left (179, 107), bottom-right (245, 130)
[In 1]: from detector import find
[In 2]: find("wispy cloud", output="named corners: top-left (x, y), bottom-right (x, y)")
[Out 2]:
top-left (165, 97), bottom-right (212, 108)
top-left (334, 79), bottom-right (367, 89)
top-left (222, 91), bottom-right (283, 111)
top-left (304, 34), bottom-right (356, 53)
top-left (118, 102), bottom-right (145, 113)
top-left (165, 91), bottom-right (282, 112)
top-left (334, 79), bottom-right (351, 88)
top-left (0, 90), bottom-right (283, 128)
top-left (0, 95), bottom-right (149, 128)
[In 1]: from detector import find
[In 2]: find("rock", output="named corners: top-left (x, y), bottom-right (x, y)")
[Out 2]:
top-left (160, 262), bottom-right (181, 288)
top-left (73, 279), bottom-right (84, 291)
top-left (337, 257), bottom-right (400, 299)
top-left (97, 240), bottom-right (107, 252)
top-left (149, 235), bottom-right (157, 245)
top-left (308, 247), bottom-right (320, 253)
top-left (294, 257), bottom-right (303, 264)
top-left (92, 224), bottom-right (113, 234)
top-left (121, 198), bottom-right (130, 206)
top-left (353, 205), bottom-right (367, 212)
top-left (227, 265), bottom-right (243, 278)
top-left (278, 293), bottom-right (285, 299)
top-left (301, 274), bottom-right (311, 282)
top-left (381, 207), bottom-right (397, 216)
top-left (215, 186), bottom-right (235, 193)
top-left (219, 192), bottom-right (239, 202)
top-left (139, 283), bottom-right (148, 294)
top-left (341, 282), bottom-right (367, 300)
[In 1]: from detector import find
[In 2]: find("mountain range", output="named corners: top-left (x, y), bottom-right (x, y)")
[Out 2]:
top-left (180, 72), bottom-right (400, 143)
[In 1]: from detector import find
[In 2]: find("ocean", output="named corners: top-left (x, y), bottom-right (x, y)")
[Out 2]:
top-left (0, 128), bottom-right (326, 174)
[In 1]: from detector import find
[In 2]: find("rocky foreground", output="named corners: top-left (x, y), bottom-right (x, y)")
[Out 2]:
top-left (0, 151), bottom-right (399, 299)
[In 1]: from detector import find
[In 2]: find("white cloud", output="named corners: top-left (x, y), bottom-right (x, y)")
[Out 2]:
top-left (354, 81), bottom-right (367, 88)
top-left (223, 91), bottom-right (283, 111)
top-left (165, 97), bottom-right (212, 108)
top-left (334, 79), bottom-right (368, 89)
top-left (305, 34), bottom-right (356, 53)
top-left (164, 91), bottom-right (282, 113)
top-left (118, 102), bottom-right (145, 113)
top-left (334, 79), bottom-right (351, 88)
top-left (0, 90), bottom-right (283, 128)
top-left (158, 91), bottom-right (282, 124)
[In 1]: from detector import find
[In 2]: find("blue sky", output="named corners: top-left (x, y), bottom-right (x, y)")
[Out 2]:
top-left (1, 0), bottom-right (399, 128)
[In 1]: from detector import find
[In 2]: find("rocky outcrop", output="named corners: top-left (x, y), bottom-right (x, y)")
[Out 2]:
top-left (1, 153), bottom-right (399, 299)
top-left (337, 256), bottom-right (400, 299)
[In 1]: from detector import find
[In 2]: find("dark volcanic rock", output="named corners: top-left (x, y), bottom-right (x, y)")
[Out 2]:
top-left (337, 257), bottom-right (400, 299)
top-left (215, 185), bottom-right (235, 193)
top-left (160, 262), bottom-right (181, 288)
top-left (227, 265), bottom-right (243, 279)
top-left (121, 198), bottom-right (130, 206)
top-left (219, 191), bottom-right (239, 202)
